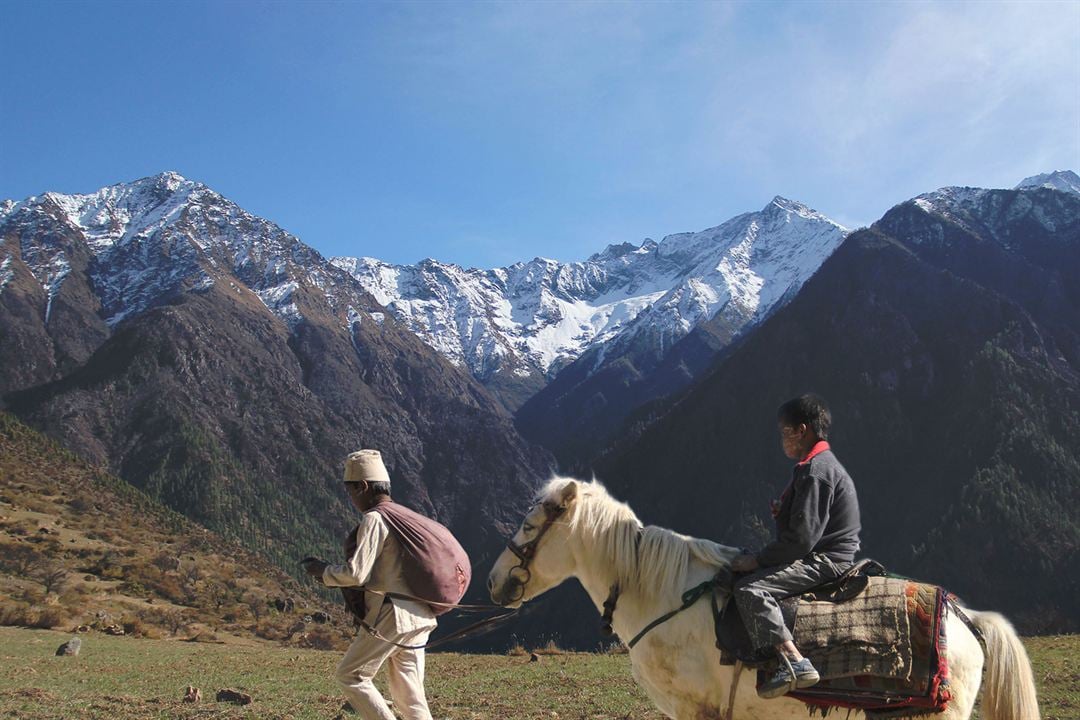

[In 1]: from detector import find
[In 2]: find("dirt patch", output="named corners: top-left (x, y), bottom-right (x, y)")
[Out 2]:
top-left (0, 687), bottom-right (57, 702)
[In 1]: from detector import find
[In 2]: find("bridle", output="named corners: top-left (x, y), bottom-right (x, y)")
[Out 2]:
top-left (502, 500), bottom-right (566, 603)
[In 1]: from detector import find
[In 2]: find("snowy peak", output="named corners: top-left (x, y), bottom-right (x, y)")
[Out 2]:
top-left (609, 197), bottom-right (848, 349)
top-left (912, 185), bottom-right (989, 219)
top-left (915, 170), bottom-right (1080, 219)
top-left (892, 170), bottom-right (1080, 250)
top-left (656, 197), bottom-right (845, 266)
top-left (335, 197), bottom-right (849, 391)
top-left (1, 173), bottom-right (371, 331)
top-left (767, 195), bottom-right (815, 216)
top-left (587, 239), bottom-right (657, 263)
top-left (1016, 170), bottom-right (1080, 195)
top-left (15, 171), bottom-right (205, 255)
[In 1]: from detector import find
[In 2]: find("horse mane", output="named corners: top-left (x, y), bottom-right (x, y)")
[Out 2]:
top-left (538, 477), bottom-right (738, 601)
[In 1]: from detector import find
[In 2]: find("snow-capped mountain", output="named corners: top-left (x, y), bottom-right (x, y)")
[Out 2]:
top-left (332, 241), bottom-right (679, 380)
top-left (1016, 170), bottom-right (1080, 195)
top-left (0, 171), bottom-right (374, 331)
top-left (594, 178), bottom-right (1080, 636)
top-left (0, 171), bottom-right (554, 569)
top-left (905, 172), bottom-right (1080, 247)
top-left (333, 197), bottom-right (849, 404)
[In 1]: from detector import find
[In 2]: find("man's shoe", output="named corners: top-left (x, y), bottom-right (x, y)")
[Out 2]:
top-left (757, 657), bottom-right (820, 699)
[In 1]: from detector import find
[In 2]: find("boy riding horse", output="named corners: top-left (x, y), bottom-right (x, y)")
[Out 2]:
top-left (730, 394), bottom-right (862, 699)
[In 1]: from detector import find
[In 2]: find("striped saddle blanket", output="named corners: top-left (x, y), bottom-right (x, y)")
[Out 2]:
top-left (762, 576), bottom-right (952, 718)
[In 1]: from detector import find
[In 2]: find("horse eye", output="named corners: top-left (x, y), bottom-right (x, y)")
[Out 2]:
top-left (522, 523), bottom-right (535, 533)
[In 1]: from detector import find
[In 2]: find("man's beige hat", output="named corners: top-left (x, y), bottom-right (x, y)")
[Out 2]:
top-left (343, 449), bottom-right (391, 484)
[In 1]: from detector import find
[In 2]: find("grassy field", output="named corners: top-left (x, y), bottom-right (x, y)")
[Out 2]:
top-left (0, 627), bottom-right (1075, 720)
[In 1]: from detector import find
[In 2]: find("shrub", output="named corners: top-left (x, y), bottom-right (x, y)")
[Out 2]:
top-left (536, 640), bottom-right (565, 655)
top-left (147, 574), bottom-right (184, 602)
top-left (17, 587), bottom-right (45, 605)
top-left (0, 601), bottom-right (33, 626)
top-left (36, 565), bottom-right (67, 594)
top-left (94, 551), bottom-right (124, 580)
top-left (122, 581), bottom-right (147, 596)
top-left (299, 626), bottom-right (348, 651)
top-left (137, 607), bottom-right (189, 636)
top-left (33, 605), bottom-right (68, 629)
top-left (121, 615), bottom-right (147, 637)
top-left (0, 543), bottom-right (41, 574)
top-left (254, 618), bottom-right (292, 642)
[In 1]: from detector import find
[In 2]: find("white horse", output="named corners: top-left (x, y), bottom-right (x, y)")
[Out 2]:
top-left (488, 477), bottom-right (1040, 720)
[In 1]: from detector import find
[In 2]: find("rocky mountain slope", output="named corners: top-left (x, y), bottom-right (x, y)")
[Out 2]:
top-left (593, 179), bottom-right (1080, 634)
top-left (0, 173), bottom-right (554, 579)
top-left (334, 198), bottom-right (847, 414)
top-left (0, 411), bottom-right (347, 646)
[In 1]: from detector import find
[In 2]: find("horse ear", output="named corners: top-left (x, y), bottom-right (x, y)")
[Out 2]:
top-left (558, 480), bottom-right (578, 508)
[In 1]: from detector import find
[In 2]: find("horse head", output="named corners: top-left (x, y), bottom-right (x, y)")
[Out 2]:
top-left (488, 478), bottom-right (580, 607)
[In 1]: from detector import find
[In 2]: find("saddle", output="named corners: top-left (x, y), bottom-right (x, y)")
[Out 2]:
top-left (710, 559), bottom-right (953, 718)
top-left (711, 558), bottom-right (887, 664)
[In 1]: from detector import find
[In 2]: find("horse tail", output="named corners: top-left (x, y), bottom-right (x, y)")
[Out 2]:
top-left (969, 610), bottom-right (1040, 720)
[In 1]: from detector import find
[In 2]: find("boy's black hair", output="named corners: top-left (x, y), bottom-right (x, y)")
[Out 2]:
top-left (777, 394), bottom-right (831, 440)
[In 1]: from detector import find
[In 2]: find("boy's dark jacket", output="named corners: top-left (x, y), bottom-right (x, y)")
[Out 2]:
top-left (759, 444), bottom-right (861, 567)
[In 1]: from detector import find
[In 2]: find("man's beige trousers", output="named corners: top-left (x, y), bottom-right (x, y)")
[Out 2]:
top-left (335, 606), bottom-right (434, 720)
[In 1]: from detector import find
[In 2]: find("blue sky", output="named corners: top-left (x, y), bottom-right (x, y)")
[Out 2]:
top-left (2, 1), bottom-right (1078, 268)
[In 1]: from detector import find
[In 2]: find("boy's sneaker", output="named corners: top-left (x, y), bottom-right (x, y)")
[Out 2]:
top-left (758, 657), bottom-right (820, 699)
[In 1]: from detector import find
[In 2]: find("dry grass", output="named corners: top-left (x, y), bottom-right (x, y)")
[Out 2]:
top-left (0, 412), bottom-right (343, 645)
top-left (0, 626), bottom-right (664, 720)
top-left (0, 627), bottom-right (1075, 720)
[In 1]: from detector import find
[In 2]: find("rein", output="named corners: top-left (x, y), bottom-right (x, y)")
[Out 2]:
top-left (627, 578), bottom-right (717, 649)
top-left (499, 496), bottom-right (717, 650)
top-left (378, 589), bottom-right (509, 613)
top-left (367, 501), bottom-right (566, 650)
top-left (502, 501), bottom-right (566, 604)
top-left (363, 503), bottom-right (568, 650)
top-left (360, 604), bottom-right (521, 651)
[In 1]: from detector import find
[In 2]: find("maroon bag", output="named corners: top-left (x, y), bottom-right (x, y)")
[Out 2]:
top-left (342, 501), bottom-right (471, 618)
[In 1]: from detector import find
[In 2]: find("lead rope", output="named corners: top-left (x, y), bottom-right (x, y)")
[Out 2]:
top-left (378, 589), bottom-right (510, 613)
top-left (360, 607), bottom-right (520, 651)
top-left (723, 660), bottom-right (743, 720)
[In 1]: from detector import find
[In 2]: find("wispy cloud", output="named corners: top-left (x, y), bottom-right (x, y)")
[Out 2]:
top-left (3, 1), bottom-right (1077, 266)
top-left (706, 1), bottom-right (1080, 212)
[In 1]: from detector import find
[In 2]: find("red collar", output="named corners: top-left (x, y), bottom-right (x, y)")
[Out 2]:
top-left (797, 440), bottom-right (830, 466)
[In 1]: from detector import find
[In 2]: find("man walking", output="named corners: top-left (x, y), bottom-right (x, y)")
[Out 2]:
top-left (302, 450), bottom-right (437, 720)
top-left (729, 394), bottom-right (861, 699)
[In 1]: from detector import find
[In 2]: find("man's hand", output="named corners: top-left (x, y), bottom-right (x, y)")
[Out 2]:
top-left (731, 553), bottom-right (760, 573)
top-left (300, 556), bottom-right (329, 582)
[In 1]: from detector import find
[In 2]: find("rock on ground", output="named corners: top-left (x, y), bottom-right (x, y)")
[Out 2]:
top-left (55, 637), bottom-right (81, 656)
top-left (215, 689), bottom-right (252, 705)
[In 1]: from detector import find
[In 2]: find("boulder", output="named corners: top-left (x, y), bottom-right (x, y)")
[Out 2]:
top-left (216, 689), bottom-right (252, 705)
top-left (56, 637), bottom-right (81, 656)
